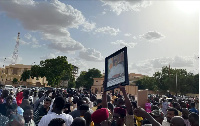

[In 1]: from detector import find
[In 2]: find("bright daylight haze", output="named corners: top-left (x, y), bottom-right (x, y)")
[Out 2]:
top-left (0, 0), bottom-right (199, 76)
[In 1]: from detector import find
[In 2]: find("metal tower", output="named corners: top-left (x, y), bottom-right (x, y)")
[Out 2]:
top-left (12, 32), bottom-right (20, 64)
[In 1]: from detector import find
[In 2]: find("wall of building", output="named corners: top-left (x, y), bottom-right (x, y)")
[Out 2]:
top-left (138, 90), bottom-right (148, 109)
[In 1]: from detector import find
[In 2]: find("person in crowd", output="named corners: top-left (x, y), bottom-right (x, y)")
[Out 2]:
top-left (189, 102), bottom-right (198, 115)
top-left (38, 96), bottom-right (73, 126)
top-left (6, 103), bottom-right (18, 119)
top-left (84, 111), bottom-right (92, 126)
top-left (161, 98), bottom-right (168, 116)
top-left (149, 109), bottom-right (164, 125)
top-left (0, 90), bottom-right (9, 104)
top-left (107, 102), bottom-right (114, 115)
top-left (34, 91), bottom-right (45, 112)
top-left (0, 95), bottom-right (14, 116)
top-left (64, 102), bottom-right (72, 114)
top-left (69, 100), bottom-right (88, 119)
top-left (181, 108), bottom-right (190, 126)
top-left (145, 99), bottom-right (152, 113)
top-left (188, 113), bottom-right (199, 126)
top-left (133, 107), bottom-right (161, 126)
top-left (173, 102), bottom-right (182, 116)
top-left (91, 108), bottom-right (109, 126)
top-left (0, 113), bottom-right (9, 126)
top-left (162, 108), bottom-right (178, 126)
top-left (71, 117), bottom-right (86, 126)
top-left (91, 99), bottom-right (102, 112)
top-left (23, 105), bottom-right (35, 126)
top-left (34, 97), bottom-right (52, 125)
top-left (6, 114), bottom-right (25, 126)
top-left (48, 118), bottom-right (66, 126)
top-left (170, 116), bottom-right (185, 126)
top-left (80, 104), bottom-right (90, 117)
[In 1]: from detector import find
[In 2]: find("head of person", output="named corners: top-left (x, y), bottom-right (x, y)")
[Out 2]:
top-left (6, 95), bottom-right (13, 106)
top-left (113, 107), bottom-right (126, 126)
top-left (71, 117), bottom-right (86, 126)
top-left (182, 108), bottom-right (189, 119)
top-left (151, 105), bottom-right (159, 111)
top-left (23, 90), bottom-right (29, 98)
top-left (38, 91), bottom-right (44, 99)
top-left (189, 113), bottom-right (199, 126)
top-left (44, 97), bottom-right (52, 109)
top-left (48, 118), bottom-right (66, 126)
top-left (117, 98), bottom-right (124, 107)
top-left (170, 116), bottom-right (185, 126)
top-left (80, 104), bottom-right (89, 116)
top-left (97, 99), bottom-right (102, 107)
top-left (23, 105), bottom-right (33, 123)
top-left (84, 111), bottom-right (92, 126)
top-left (82, 97), bottom-right (90, 104)
top-left (20, 99), bottom-right (30, 110)
top-left (190, 102), bottom-right (195, 108)
top-left (77, 100), bottom-right (86, 109)
top-left (173, 102), bottom-right (181, 110)
top-left (91, 108), bottom-right (109, 126)
top-left (6, 104), bottom-right (18, 120)
top-left (73, 96), bottom-right (79, 104)
top-left (6, 114), bottom-right (25, 126)
top-left (90, 95), bottom-right (97, 102)
top-left (2, 90), bottom-right (9, 98)
top-left (52, 96), bottom-right (66, 112)
top-left (150, 110), bottom-right (164, 124)
top-left (131, 101), bottom-right (137, 110)
top-left (166, 108), bottom-right (178, 123)
top-left (180, 102), bottom-right (187, 108)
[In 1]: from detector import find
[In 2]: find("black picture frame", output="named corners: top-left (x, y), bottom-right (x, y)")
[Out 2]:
top-left (104, 47), bottom-right (129, 91)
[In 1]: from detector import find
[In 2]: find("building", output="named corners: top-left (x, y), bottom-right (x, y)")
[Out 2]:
top-left (129, 73), bottom-right (146, 85)
top-left (0, 63), bottom-right (79, 87)
top-left (91, 73), bottom-right (146, 95)
top-left (0, 64), bottom-right (48, 87)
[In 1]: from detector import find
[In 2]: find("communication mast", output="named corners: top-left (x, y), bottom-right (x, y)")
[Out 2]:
top-left (12, 32), bottom-right (20, 64)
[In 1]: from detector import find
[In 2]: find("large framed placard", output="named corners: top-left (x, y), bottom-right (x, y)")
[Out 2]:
top-left (104, 47), bottom-right (129, 91)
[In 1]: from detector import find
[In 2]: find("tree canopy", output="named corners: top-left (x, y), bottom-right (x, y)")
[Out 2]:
top-left (21, 56), bottom-right (74, 87)
top-left (136, 66), bottom-right (199, 94)
top-left (76, 68), bottom-right (102, 89)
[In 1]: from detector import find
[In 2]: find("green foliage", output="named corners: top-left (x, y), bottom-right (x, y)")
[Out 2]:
top-left (75, 71), bottom-right (87, 89)
top-left (76, 68), bottom-right (102, 89)
top-left (20, 70), bottom-right (31, 81)
top-left (12, 78), bottom-right (18, 84)
top-left (136, 66), bottom-right (199, 94)
top-left (30, 56), bottom-right (74, 87)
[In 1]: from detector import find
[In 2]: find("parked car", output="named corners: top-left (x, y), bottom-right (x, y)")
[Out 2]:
top-left (4, 85), bottom-right (14, 91)
top-left (17, 85), bottom-right (27, 90)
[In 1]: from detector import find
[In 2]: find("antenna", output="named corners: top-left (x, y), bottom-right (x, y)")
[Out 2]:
top-left (12, 32), bottom-right (20, 64)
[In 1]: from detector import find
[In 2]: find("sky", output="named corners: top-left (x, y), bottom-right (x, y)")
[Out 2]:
top-left (0, 0), bottom-right (199, 77)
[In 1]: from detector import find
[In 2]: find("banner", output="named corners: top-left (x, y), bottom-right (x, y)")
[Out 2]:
top-left (104, 47), bottom-right (129, 91)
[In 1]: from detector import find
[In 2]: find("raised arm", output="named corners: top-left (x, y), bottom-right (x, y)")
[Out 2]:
top-left (119, 85), bottom-right (133, 115)
top-left (102, 81), bottom-right (107, 108)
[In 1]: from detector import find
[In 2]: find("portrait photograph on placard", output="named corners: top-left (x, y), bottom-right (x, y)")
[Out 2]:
top-left (104, 47), bottom-right (129, 91)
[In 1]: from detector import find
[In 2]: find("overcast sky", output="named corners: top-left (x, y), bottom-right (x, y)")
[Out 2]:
top-left (0, 0), bottom-right (199, 76)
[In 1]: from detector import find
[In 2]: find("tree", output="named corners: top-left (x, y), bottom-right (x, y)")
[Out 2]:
top-left (75, 71), bottom-right (87, 89)
top-left (30, 56), bottom-right (74, 87)
top-left (75, 68), bottom-right (102, 89)
top-left (83, 68), bottom-right (102, 89)
top-left (137, 66), bottom-right (199, 94)
top-left (20, 70), bottom-right (31, 81)
top-left (12, 78), bottom-right (18, 84)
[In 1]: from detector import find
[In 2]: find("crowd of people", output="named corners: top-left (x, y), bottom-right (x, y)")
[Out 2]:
top-left (0, 84), bottom-right (199, 126)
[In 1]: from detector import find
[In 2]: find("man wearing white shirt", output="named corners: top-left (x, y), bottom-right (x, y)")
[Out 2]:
top-left (162, 108), bottom-right (178, 126)
top-left (38, 96), bottom-right (73, 126)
